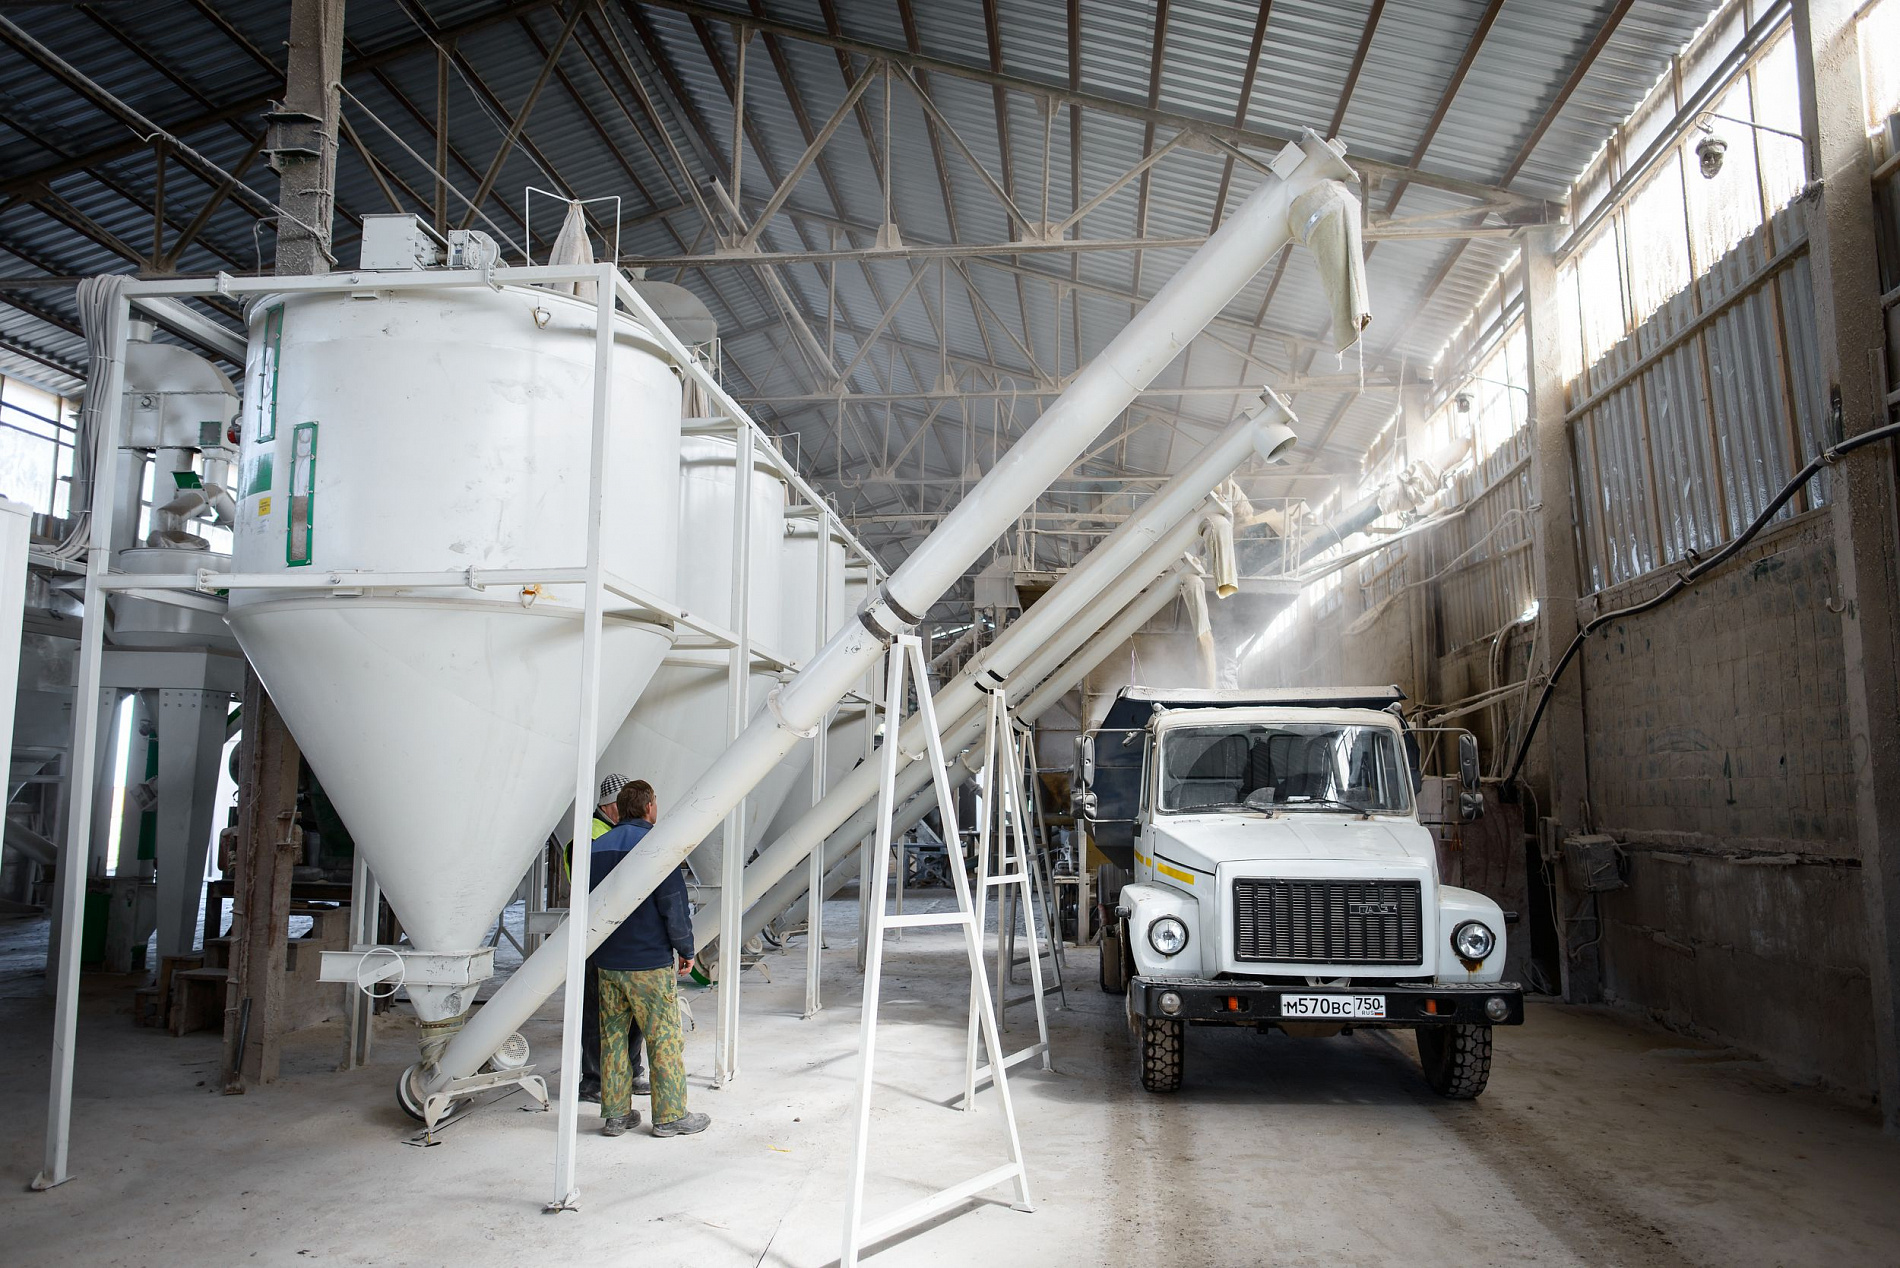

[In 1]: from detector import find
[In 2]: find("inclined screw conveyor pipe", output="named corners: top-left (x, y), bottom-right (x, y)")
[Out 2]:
top-left (719, 518), bottom-right (1221, 952)
top-left (767, 560), bottom-right (1206, 939)
top-left (426, 128), bottom-right (1368, 1091)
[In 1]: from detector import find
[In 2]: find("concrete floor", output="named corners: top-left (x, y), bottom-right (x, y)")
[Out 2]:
top-left (3, 896), bottom-right (1897, 1268)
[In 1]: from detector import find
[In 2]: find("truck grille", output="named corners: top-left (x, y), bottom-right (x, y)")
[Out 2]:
top-left (1232, 878), bottom-right (1423, 965)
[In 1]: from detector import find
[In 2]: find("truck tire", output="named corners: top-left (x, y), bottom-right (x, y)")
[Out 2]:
top-left (1137, 1017), bottom-right (1184, 1093)
top-left (1417, 1023), bottom-right (1492, 1098)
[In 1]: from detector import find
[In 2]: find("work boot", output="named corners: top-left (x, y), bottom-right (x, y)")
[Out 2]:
top-left (577, 1078), bottom-right (602, 1103)
top-left (602, 1111), bottom-right (640, 1137)
top-left (631, 1072), bottom-right (650, 1096)
top-left (651, 1111), bottom-right (711, 1138)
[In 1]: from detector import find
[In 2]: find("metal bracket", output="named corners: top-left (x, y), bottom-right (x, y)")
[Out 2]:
top-left (423, 1066), bottom-right (550, 1134)
top-left (318, 945), bottom-right (496, 990)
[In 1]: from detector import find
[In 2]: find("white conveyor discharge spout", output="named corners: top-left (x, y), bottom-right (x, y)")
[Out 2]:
top-left (428, 128), bottom-right (1367, 1087)
top-left (709, 508), bottom-right (1217, 951)
top-left (765, 559), bottom-right (1202, 940)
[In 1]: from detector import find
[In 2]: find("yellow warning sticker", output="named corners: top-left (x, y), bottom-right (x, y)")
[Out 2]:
top-left (257, 496), bottom-right (272, 516)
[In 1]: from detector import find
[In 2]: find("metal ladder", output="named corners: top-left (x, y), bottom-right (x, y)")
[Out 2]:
top-left (962, 687), bottom-right (1063, 1105)
top-left (841, 636), bottom-right (1032, 1267)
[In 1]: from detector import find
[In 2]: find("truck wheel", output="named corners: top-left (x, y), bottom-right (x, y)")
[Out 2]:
top-left (1417, 1024), bottom-right (1492, 1099)
top-left (1099, 920), bottom-right (1126, 994)
top-left (1137, 1017), bottom-right (1184, 1093)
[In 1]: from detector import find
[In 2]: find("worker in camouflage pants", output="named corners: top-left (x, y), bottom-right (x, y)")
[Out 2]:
top-left (598, 966), bottom-right (686, 1124)
top-left (587, 781), bottom-right (711, 1137)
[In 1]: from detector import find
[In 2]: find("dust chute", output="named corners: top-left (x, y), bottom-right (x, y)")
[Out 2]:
top-left (1289, 180), bottom-right (1373, 353)
top-left (1203, 485), bottom-right (1242, 599)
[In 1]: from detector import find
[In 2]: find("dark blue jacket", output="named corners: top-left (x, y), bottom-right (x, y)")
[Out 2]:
top-left (589, 819), bottom-right (694, 972)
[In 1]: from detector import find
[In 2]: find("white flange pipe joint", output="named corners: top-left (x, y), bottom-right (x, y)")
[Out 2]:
top-left (425, 129), bottom-right (1364, 1089)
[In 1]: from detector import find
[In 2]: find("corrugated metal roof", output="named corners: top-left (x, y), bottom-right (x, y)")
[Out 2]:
top-left (0, 0), bottom-right (1726, 558)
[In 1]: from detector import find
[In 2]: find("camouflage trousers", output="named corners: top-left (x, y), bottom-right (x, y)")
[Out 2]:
top-left (598, 966), bottom-right (688, 1124)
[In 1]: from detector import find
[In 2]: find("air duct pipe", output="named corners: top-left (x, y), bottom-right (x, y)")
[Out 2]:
top-left (428, 129), bottom-right (1364, 1087)
top-left (708, 522), bottom-right (1214, 952)
top-left (690, 399), bottom-right (1290, 954)
top-left (769, 560), bottom-right (1200, 938)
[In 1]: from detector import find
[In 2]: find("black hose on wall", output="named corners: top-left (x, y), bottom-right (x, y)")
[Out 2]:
top-left (1504, 418), bottom-right (1900, 789)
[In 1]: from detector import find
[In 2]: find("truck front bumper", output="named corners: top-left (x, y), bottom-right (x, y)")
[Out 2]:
top-left (1128, 976), bottom-right (1525, 1027)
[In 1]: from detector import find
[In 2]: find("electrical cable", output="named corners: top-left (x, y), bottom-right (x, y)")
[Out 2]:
top-left (1504, 419), bottom-right (1900, 787)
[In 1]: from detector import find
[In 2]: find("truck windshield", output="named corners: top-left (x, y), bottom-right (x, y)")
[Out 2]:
top-left (1157, 722), bottom-right (1412, 814)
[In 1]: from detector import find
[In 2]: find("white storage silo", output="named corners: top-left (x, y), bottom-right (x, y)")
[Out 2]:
top-left (757, 523), bottom-right (865, 851)
top-left (226, 282), bottom-right (682, 1034)
top-left (595, 434), bottom-right (793, 882)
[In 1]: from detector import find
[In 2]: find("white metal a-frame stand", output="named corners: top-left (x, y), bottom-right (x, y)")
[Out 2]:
top-left (962, 687), bottom-right (1054, 1107)
top-left (840, 636), bottom-right (1032, 1267)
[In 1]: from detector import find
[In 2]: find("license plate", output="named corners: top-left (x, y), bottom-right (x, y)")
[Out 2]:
top-left (1280, 993), bottom-right (1386, 1019)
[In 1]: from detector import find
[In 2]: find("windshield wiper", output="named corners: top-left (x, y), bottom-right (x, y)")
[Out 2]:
top-left (1282, 796), bottom-right (1373, 818)
top-left (1170, 799), bottom-right (1267, 815)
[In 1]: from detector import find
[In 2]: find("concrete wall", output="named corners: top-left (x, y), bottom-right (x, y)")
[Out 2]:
top-left (1573, 509), bottom-right (1874, 1102)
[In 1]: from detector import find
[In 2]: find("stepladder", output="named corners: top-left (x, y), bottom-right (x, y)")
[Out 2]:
top-left (963, 686), bottom-right (1060, 1105)
top-left (840, 636), bottom-right (1033, 1267)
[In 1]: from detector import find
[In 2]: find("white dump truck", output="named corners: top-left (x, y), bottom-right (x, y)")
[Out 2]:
top-left (1077, 686), bottom-right (1521, 1098)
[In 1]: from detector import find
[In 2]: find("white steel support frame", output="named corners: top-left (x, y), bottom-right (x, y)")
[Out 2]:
top-left (993, 722), bottom-right (1067, 1006)
top-left (33, 287), bottom-right (129, 1192)
top-left (961, 687), bottom-right (1053, 1108)
top-left (804, 518), bottom-right (832, 1017)
top-left (344, 853), bottom-right (381, 1070)
top-left (841, 636), bottom-right (1031, 1267)
top-left (546, 267), bottom-right (617, 1212)
top-left (715, 422), bottom-right (755, 1085)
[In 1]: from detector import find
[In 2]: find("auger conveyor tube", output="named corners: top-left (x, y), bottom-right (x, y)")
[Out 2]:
top-left (767, 561), bottom-right (1200, 939)
top-left (693, 494), bottom-right (1221, 952)
top-left (428, 129), bottom-right (1364, 1087)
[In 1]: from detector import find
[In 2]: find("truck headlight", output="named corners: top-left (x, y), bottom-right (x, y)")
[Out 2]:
top-left (1148, 916), bottom-right (1189, 956)
top-left (1452, 920), bottom-right (1495, 961)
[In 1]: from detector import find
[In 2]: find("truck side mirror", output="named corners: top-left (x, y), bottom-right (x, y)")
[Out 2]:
top-left (1070, 734), bottom-right (1096, 816)
top-left (1457, 732), bottom-right (1481, 792)
top-left (1459, 790), bottom-right (1486, 822)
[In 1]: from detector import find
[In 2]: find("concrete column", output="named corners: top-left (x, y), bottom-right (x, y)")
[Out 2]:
top-left (1794, 0), bottom-right (1900, 1131)
top-left (1521, 226), bottom-right (1599, 1002)
top-left (219, 0), bottom-right (337, 1089)
top-left (221, 675), bottom-right (302, 1089)
top-left (272, 0), bottom-right (344, 277)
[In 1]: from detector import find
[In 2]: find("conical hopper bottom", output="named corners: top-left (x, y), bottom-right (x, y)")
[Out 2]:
top-left (228, 597), bottom-right (671, 953)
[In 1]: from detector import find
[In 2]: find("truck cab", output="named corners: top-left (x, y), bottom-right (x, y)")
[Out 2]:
top-left (1078, 686), bottom-right (1522, 1097)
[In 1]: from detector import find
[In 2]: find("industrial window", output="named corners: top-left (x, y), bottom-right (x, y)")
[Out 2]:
top-left (247, 304), bottom-right (283, 445)
top-left (0, 373), bottom-right (78, 516)
top-left (286, 421), bottom-right (317, 567)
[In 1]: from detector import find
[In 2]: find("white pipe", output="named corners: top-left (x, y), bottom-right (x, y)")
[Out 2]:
top-left (711, 528), bottom-right (1208, 951)
top-left (430, 129), bottom-right (1362, 1086)
top-left (775, 562), bottom-right (1194, 934)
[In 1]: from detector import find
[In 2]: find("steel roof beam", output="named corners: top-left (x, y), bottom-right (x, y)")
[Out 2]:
top-left (632, 0), bottom-right (1558, 219)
